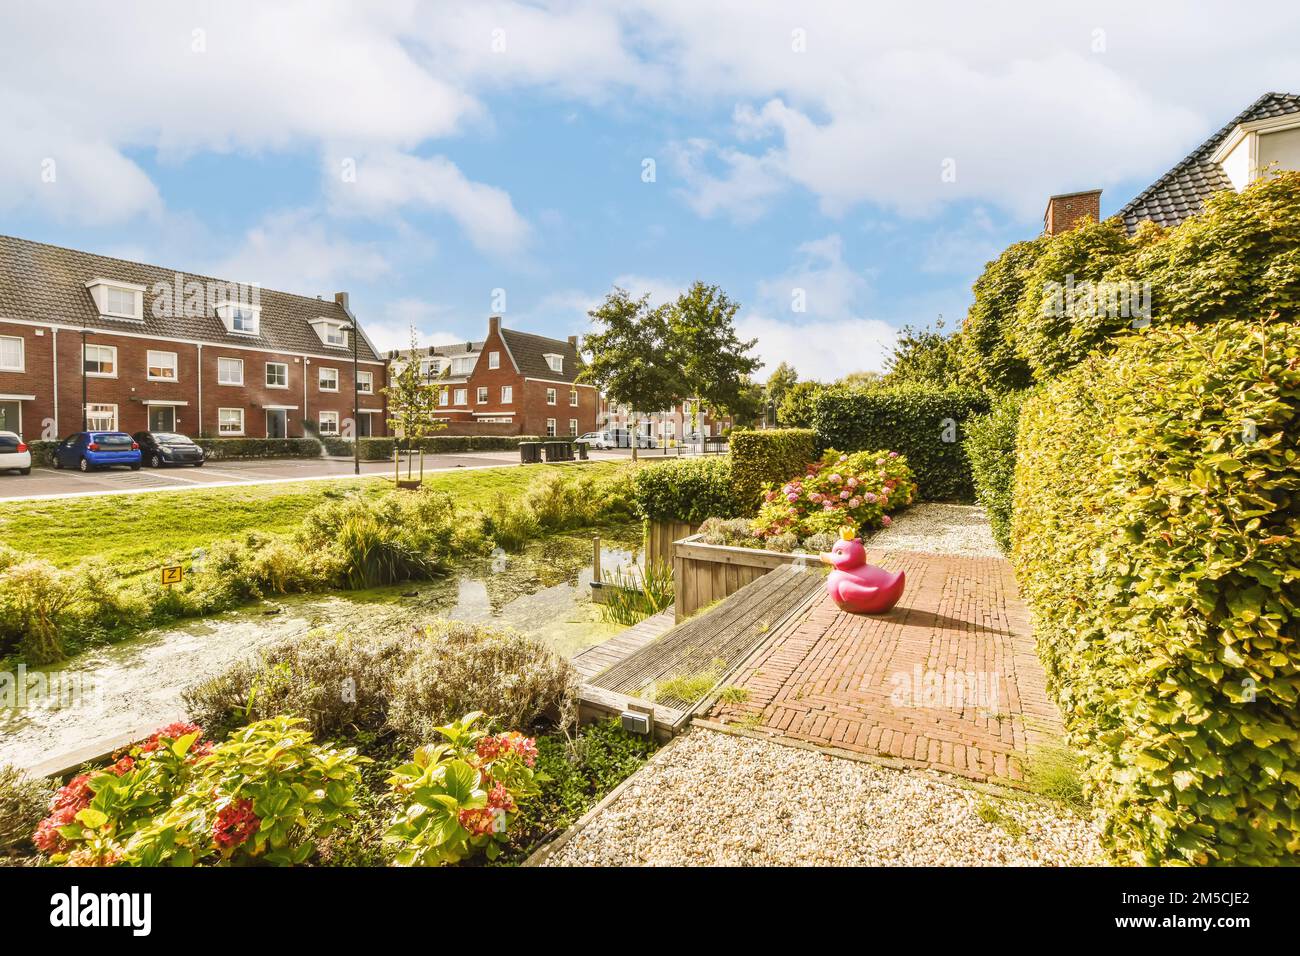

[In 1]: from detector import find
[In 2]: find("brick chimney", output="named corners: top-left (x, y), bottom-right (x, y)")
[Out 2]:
top-left (567, 334), bottom-right (579, 348)
top-left (488, 315), bottom-right (501, 335)
top-left (1044, 190), bottom-right (1101, 235)
top-left (334, 291), bottom-right (350, 311)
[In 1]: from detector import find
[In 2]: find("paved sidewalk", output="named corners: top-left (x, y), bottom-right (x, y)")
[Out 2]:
top-left (709, 549), bottom-right (1064, 785)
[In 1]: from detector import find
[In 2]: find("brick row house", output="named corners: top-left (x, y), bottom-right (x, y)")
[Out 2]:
top-left (388, 315), bottom-right (598, 438)
top-left (0, 235), bottom-right (388, 441)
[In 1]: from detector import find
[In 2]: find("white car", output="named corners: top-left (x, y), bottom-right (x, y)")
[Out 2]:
top-left (0, 431), bottom-right (32, 475)
top-left (577, 431), bottom-right (613, 449)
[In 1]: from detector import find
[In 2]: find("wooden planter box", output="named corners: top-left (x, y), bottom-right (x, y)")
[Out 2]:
top-left (671, 533), bottom-right (811, 622)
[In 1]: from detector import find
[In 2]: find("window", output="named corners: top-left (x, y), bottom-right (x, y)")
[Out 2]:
top-left (488, 351), bottom-right (500, 369)
top-left (231, 307), bottom-right (257, 334)
top-left (318, 411), bottom-right (340, 435)
top-left (569, 390), bottom-right (579, 407)
top-left (544, 354), bottom-right (564, 373)
top-left (0, 336), bottom-right (23, 372)
top-left (501, 385), bottom-right (512, 404)
top-left (546, 387), bottom-right (556, 405)
top-left (147, 350), bottom-right (177, 381)
top-left (218, 408), bottom-right (244, 436)
top-left (319, 367), bottom-right (339, 391)
top-left (546, 418), bottom-right (556, 437)
top-left (104, 287), bottom-right (136, 318)
top-left (439, 389), bottom-right (449, 407)
top-left (569, 419), bottom-right (578, 437)
top-left (86, 403), bottom-right (117, 430)
top-left (357, 371), bottom-right (373, 394)
top-left (324, 324), bottom-right (346, 347)
top-left (454, 387), bottom-right (467, 405)
top-left (476, 386), bottom-right (488, 404)
top-left (84, 344), bottom-right (117, 377)
top-left (266, 362), bottom-right (288, 388)
top-left (217, 357), bottom-right (244, 385)
top-left (451, 356), bottom-right (475, 376)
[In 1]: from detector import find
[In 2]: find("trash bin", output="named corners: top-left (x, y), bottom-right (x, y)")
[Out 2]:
top-left (542, 441), bottom-right (569, 462)
top-left (574, 441), bottom-right (588, 460)
top-left (519, 442), bottom-right (541, 464)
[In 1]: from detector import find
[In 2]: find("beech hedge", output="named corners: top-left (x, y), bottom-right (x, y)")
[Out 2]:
top-left (1013, 320), bottom-right (1300, 865)
top-left (813, 387), bottom-right (987, 501)
top-left (193, 438), bottom-right (321, 460)
top-left (963, 391), bottom-right (1026, 553)
top-left (728, 428), bottom-right (815, 512)
top-left (631, 456), bottom-right (738, 524)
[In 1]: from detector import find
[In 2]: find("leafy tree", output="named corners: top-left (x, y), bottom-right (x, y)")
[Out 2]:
top-left (579, 288), bottom-right (685, 460)
top-left (957, 238), bottom-right (1043, 393)
top-left (724, 376), bottom-right (766, 428)
top-left (666, 282), bottom-right (761, 432)
top-left (764, 361), bottom-right (799, 422)
top-left (384, 329), bottom-right (444, 477)
top-left (882, 318), bottom-right (961, 388)
top-left (837, 370), bottom-right (883, 388)
top-left (777, 379), bottom-right (824, 428)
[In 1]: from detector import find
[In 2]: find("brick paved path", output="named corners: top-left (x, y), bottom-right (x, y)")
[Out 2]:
top-left (708, 550), bottom-right (1064, 784)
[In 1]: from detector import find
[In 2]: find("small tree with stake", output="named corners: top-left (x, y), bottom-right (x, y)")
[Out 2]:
top-left (383, 329), bottom-right (444, 484)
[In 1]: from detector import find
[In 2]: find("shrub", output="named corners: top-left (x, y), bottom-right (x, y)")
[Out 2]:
top-left (483, 498), bottom-right (541, 552)
top-left (0, 557), bottom-right (76, 663)
top-left (194, 438), bottom-right (321, 460)
top-left (729, 428), bottom-right (816, 512)
top-left (631, 456), bottom-right (738, 523)
top-left (0, 764), bottom-right (52, 856)
top-left (1013, 319), bottom-right (1300, 865)
top-left (813, 386), bottom-right (988, 502)
top-left (956, 237), bottom-right (1043, 394)
top-left (384, 712), bottom-right (542, 865)
top-left (752, 449), bottom-right (915, 541)
top-left (963, 391), bottom-right (1027, 554)
top-left (386, 621), bottom-right (577, 741)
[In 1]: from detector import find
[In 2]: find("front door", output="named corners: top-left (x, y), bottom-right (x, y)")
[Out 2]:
top-left (357, 413), bottom-right (372, 437)
top-left (148, 405), bottom-right (175, 432)
top-left (266, 408), bottom-right (287, 439)
top-left (0, 401), bottom-right (20, 435)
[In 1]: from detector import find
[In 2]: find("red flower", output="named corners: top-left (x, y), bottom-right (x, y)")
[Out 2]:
top-left (33, 774), bottom-right (95, 854)
top-left (139, 721), bottom-right (206, 754)
top-left (475, 732), bottom-right (538, 768)
top-left (213, 799), bottom-right (260, 850)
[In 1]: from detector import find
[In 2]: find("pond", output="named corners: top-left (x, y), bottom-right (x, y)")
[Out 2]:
top-left (0, 531), bottom-right (642, 772)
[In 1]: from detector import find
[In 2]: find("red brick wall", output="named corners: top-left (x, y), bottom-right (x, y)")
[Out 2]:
top-left (0, 322), bottom-right (56, 439)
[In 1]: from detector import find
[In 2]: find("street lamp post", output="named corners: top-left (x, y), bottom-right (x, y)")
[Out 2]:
top-left (80, 328), bottom-right (91, 430)
top-left (342, 321), bottom-right (360, 476)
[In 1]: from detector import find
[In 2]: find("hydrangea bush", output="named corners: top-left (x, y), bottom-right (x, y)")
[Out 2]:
top-left (752, 449), bottom-right (916, 542)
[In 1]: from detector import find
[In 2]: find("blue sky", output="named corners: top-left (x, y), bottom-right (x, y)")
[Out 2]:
top-left (3, 1), bottom-right (1298, 379)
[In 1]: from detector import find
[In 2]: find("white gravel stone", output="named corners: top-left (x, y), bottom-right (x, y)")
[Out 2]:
top-left (866, 503), bottom-right (1001, 558)
top-left (544, 729), bottom-right (1101, 867)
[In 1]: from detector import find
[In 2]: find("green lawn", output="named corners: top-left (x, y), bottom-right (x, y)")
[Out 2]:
top-left (0, 461), bottom-right (624, 577)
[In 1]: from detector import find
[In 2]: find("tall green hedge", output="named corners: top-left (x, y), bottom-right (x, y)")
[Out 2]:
top-left (1013, 320), bottom-right (1300, 865)
top-left (963, 391), bottom-right (1026, 553)
top-left (631, 456), bottom-right (738, 523)
top-left (813, 387), bottom-right (988, 501)
top-left (728, 428), bottom-right (815, 512)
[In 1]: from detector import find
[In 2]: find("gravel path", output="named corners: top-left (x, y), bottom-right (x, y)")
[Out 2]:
top-left (866, 502), bottom-right (1001, 558)
top-left (545, 729), bottom-right (1101, 867)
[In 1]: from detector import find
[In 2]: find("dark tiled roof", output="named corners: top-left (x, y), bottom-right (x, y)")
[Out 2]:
top-left (500, 327), bottom-right (584, 383)
top-left (0, 234), bottom-right (383, 362)
top-left (1119, 92), bottom-right (1300, 233)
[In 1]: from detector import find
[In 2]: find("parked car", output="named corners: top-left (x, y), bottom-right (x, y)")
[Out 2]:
top-left (133, 431), bottom-right (206, 468)
top-left (0, 431), bottom-right (32, 475)
top-left (52, 431), bottom-right (142, 472)
top-left (576, 431), bottom-right (613, 449)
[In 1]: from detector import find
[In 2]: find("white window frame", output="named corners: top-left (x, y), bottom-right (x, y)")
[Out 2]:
top-left (230, 307), bottom-right (258, 335)
top-left (488, 351), bottom-right (500, 369)
top-left (265, 362), bottom-right (289, 389)
top-left (501, 385), bottom-right (513, 404)
top-left (0, 335), bottom-right (24, 372)
top-left (476, 386), bottom-right (488, 404)
top-left (217, 356), bottom-right (244, 386)
top-left (439, 389), bottom-right (449, 407)
top-left (569, 389), bottom-right (579, 407)
top-left (86, 403), bottom-right (117, 431)
top-left (357, 370), bottom-right (373, 395)
top-left (218, 407), bottom-right (244, 436)
top-left (453, 387), bottom-right (467, 405)
top-left (146, 350), bottom-right (178, 382)
top-left (569, 418), bottom-right (578, 437)
top-left (318, 366), bottom-right (339, 392)
top-left (546, 387), bottom-right (557, 405)
top-left (544, 353), bottom-right (564, 373)
top-left (546, 418), bottom-right (557, 437)
top-left (318, 411), bottom-right (340, 435)
top-left (104, 286), bottom-right (137, 318)
top-left (84, 344), bottom-right (118, 378)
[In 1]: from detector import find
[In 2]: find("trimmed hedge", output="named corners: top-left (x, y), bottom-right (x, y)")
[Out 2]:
top-left (631, 456), bottom-right (738, 523)
top-left (27, 440), bottom-right (58, 468)
top-left (813, 387), bottom-right (988, 501)
top-left (194, 438), bottom-right (321, 460)
top-left (963, 391), bottom-right (1026, 554)
top-left (323, 435), bottom-right (545, 460)
top-left (729, 428), bottom-right (816, 512)
top-left (1013, 320), bottom-right (1300, 865)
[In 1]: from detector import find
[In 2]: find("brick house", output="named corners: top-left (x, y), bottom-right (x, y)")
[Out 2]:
top-left (388, 316), bottom-right (598, 437)
top-left (1044, 92), bottom-right (1300, 236)
top-left (0, 235), bottom-right (388, 442)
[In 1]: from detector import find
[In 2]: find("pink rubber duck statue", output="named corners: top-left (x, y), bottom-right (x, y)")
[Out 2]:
top-left (819, 528), bottom-right (905, 614)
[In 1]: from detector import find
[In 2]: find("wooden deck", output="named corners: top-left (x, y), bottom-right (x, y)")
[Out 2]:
top-left (572, 608), bottom-right (675, 679)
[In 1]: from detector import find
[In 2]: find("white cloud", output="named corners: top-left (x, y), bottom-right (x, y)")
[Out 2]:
top-left (666, 138), bottom-right (786, 223)
top-left (756, 234), bottom-right (870, 320)
top-left (325, 150), bottom-right (530, 254)
top-left (210, 210), bottom-right (391, 296)
top-left (737, 312), bottom-right (897, 382)
top-left (365, 298), bottom-right (469, 354)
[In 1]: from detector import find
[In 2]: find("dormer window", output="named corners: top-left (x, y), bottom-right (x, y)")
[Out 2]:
top-left (84, 279), bottom-right (145, 321)
top-left (215, 301), bottom-right (261, 336)
top-left (1211, 115), bottom-right (1300, 191)
top-left (451, 355), bottom-right (475, 376)
top-left (544, 353), bottom-right (564, 373)
top-left (308, 318), bottom-right (348, 348)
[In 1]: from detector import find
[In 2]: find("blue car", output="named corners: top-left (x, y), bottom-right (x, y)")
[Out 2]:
top-left (52, 431), bottom-right (143, 472)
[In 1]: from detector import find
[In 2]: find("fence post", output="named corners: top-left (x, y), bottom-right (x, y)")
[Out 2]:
top-left (592, 535), bottom-right (601, 584)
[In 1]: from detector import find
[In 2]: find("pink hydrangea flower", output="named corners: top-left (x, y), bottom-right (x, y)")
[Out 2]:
top-left (888, 451), bottom-right (899, 458)
top-left (881, 515), bottom-right (892, 526)
top-left (839, 454), bottom-right (848, 462)
top-left (876, 458), bottom-right (886, 466)
top-left (864, 492), bottom-right (877, 504)
top-left (849, 497), bottom-right (861, 508)
top-left (786, 492), bottom-right (798, 503)
top-left (829, 474), bottom-right (842, 483)
top-left (847, 477), bottom-right (858, 488)
top-left (840, 490), bottom-right (850, 500)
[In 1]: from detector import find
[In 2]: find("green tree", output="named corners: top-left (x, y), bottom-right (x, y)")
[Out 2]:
top-left (384, 330), bottom-right (445, 479)
top-left (777, 379), bottom-right (824, 428)
top-left (764, 361), bottom-right (799, 423)
top-left (579, 288), bottom-right (685, 461)
top-left (666, 282), bottom-right (761, 432)
top-left (957, 238), bottom-right (1043, 393)
top-left (882, 318), bottom-right (961, 388)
